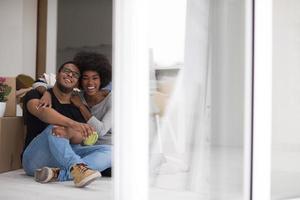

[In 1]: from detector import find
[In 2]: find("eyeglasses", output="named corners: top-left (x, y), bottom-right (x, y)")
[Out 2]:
top-left (61, 67), bottom-right (80, 79)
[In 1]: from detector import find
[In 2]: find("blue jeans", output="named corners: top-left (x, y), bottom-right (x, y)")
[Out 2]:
top-left (22, 125), bottom-right (112, 181)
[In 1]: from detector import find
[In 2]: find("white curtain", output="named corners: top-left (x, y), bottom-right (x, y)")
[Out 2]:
top-left (183, 0), bottom-right (211, 193)
top-left (150, 0), bottom-right (212, 195)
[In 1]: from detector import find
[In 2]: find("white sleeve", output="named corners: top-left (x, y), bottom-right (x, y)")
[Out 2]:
top-left (87, 108), bottom-right (112, 137)
top-left (32, 81), bottom-right (48, 89)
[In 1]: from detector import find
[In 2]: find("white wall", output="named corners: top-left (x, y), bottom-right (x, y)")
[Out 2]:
top-left (272, 0), bottom-right (300, 149)
top-left (272, 1), bottom-right (300, 198)
top-left (46, 0), bottom-right (58, 75)
top-left (0, 0), bottom-right (37, 78)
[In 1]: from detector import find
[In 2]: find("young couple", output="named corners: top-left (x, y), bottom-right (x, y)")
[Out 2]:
top-left (22, 52), bottom-right (112, 187)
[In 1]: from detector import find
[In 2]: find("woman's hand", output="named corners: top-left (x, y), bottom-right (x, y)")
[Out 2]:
top-left (37, 91), bottom-right (52, 110)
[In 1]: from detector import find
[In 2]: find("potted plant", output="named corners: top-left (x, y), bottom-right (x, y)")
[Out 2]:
top-left (0, 77), bottom-right (12, 117)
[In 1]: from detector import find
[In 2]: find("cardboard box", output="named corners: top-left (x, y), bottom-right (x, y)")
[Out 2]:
top-left (0, 117), bottom-right (25, 173)
top-left (4, 77), bottom-right (16, 117)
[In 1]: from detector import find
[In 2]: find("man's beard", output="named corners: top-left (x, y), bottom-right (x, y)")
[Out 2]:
top-left (57, 82), bottom-right (73, 94)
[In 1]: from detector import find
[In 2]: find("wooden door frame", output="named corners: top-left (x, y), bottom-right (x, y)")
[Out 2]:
top-left (36, 0), bottom-right (47, 79)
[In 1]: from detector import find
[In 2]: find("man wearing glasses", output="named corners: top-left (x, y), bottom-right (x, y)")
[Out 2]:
top-left (21, 61), bottom-right (111, 187)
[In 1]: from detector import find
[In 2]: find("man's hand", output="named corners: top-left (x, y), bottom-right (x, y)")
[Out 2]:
top-left (70, 93), bottom-right (84, 108)
top-left (37, 91), bottom-right (52, 109)
top-left (94, 90), bottom-right (107, 103)
top-left (52, 122), bottom-right (95, 144)
top-left (52, 126), bottom-right (69, 138)
top-left (68, 121), bottom-right (95, 139)
top-left (100, 89), bottom-right (110, 97)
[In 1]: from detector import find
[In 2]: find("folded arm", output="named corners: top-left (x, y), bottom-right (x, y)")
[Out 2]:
top-left (26, 98), bottom-right (94, 143)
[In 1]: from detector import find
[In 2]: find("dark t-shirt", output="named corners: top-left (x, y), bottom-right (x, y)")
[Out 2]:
top-left (23, 88), bottom-right (85, 150)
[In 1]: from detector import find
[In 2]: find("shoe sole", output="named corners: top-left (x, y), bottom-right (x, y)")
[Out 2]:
top-left (34, 167), bottom-right (53, 183)
top-left (75, 171), bottom-right (102, 188)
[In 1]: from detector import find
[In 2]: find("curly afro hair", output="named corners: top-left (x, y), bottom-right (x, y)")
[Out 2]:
top-left (73, 51), bottom-right (112, 89)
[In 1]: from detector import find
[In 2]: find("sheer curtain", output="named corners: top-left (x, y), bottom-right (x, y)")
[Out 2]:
top-left (150, 0), bottom-right (212, 195)
top-left (183, 0), bottom-right (211, 193)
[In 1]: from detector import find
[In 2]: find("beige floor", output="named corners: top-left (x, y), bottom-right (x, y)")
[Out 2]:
top-left (0, 146), bottom-right (243, 200)
top-left (2, 146), bottom-right (298, 200)
top-left (0, 169), bottom-right (112, 200)
top-left (0, 169), bottom-right (202, 200)
top-left (272, 147), bottom-right (300, 200)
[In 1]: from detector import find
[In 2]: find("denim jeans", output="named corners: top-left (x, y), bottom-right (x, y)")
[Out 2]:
top-left (22, 125), bottom-right (112, 181)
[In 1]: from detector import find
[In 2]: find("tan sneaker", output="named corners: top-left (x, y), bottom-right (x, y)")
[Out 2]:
top-left (34, 167), bottom-right (60, 183)
top-left (71, 163), bottom-right (101, 187)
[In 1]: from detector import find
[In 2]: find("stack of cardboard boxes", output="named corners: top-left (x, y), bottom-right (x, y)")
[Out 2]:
top-left (0, 77), bottom-right (25, 173)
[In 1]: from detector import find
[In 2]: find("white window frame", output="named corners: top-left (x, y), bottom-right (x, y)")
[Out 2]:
top-left (252, 0), bottom-right (272, 199)
top-left (244, 0), bottom-right (254, 198)
top-left (113, 0), bottom-right (149, 200)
